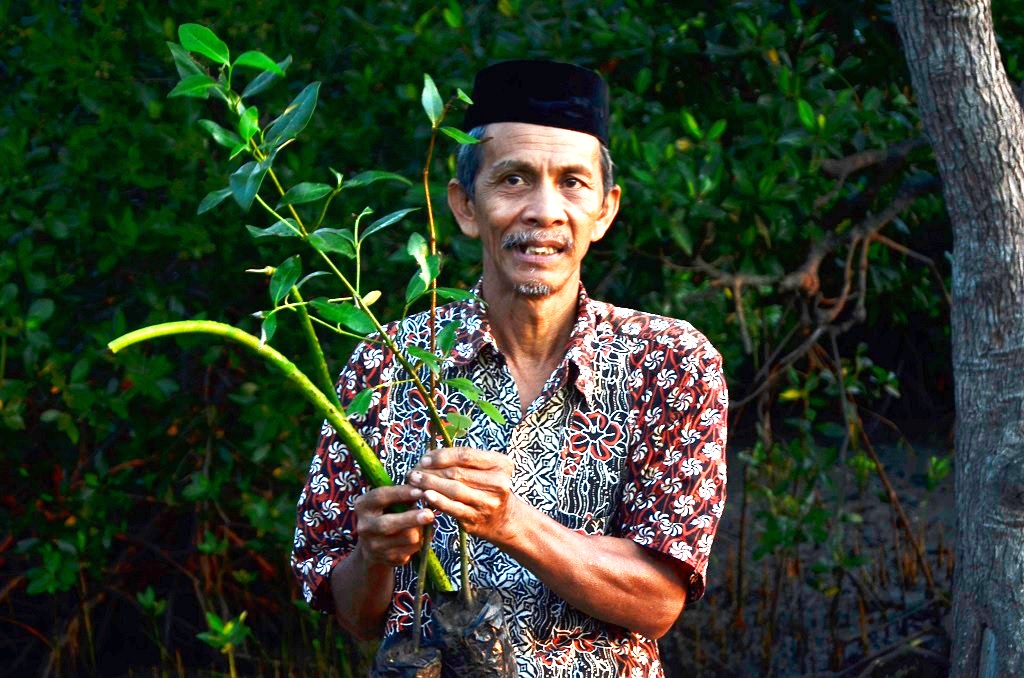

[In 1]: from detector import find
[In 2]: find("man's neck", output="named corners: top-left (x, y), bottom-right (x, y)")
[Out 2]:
top-left (482, 281), bottom-right (580, 414)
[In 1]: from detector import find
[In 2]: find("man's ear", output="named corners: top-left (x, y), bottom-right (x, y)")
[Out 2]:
top-left (590, 183), bottom-right (621, 243)
top-left (447, 179), bottom-right (479, 239)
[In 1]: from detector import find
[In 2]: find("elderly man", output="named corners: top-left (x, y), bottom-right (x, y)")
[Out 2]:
top-left (292, 60), bottom-right (728, 676)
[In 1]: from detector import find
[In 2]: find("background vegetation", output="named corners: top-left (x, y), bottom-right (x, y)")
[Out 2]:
top-left (8, 0), bottom-right (1018, 674)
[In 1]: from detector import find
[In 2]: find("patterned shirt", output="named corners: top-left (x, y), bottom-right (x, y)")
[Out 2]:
top-left (292, 285), bottom-right (728, 677)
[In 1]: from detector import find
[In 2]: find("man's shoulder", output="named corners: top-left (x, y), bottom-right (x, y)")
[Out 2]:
top-left (591, 299), bottom-right (723, 361)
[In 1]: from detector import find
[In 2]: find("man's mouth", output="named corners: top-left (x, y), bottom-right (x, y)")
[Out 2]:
top-left (502, 232), bottom-right (573, 255)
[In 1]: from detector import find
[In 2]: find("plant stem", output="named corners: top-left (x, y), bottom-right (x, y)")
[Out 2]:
top-left (424, 100), bottom-right (474, 603)
top-left (290, 286), bottom-right (339, 409)
top-left (412, 523), bottom-right (434, 652)
top-left (107, 320), bottom-right (453, 592)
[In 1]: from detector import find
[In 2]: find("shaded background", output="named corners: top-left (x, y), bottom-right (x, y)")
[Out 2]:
top-left (8, 0), bottom-right (1019, 674)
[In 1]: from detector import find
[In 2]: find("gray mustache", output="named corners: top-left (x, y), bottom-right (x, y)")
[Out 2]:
top-left (500, 231), bottom-right (575, 251)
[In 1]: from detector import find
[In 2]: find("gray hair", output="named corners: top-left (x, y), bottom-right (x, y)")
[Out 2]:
top-left (455, 125), bottom-right (615, 200)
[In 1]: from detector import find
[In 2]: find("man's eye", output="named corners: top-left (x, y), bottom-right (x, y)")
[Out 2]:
top-left (563, 177), bottom-right (583, 188)
top-left (504, 175), bottom-right (524, 186)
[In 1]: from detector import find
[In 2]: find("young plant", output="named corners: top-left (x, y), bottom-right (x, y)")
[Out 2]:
top-left (107, 23), bottom-right (505, 656)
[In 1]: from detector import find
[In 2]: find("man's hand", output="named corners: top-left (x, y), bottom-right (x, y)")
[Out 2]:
top-left (352, 485), bottom-right (435, 567)
top-left (408, 447), bottom-right (522, 546)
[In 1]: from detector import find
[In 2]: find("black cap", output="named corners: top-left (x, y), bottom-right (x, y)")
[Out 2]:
top-left (462, 60), bottom-right (610, 145)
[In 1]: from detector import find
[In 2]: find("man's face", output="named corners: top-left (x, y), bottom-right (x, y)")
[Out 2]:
top-left (448, 122), bottom-right (620, 303)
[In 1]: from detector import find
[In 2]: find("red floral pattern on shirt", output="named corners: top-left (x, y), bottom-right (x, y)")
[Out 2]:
top-left (291, 285), bottom-right (728, 678)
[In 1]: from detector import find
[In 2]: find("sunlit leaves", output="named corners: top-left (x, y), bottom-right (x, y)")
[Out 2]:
top-left (439, 127), bottom-right (480, 145)
top-left (421, 74), bottom-right (443, 126)
top-left (233, 50), bottom-right (285, 76)
top-left (797, 99), bottom-right (816, 132)
top-left (178, 24), bottom-right (229, 66)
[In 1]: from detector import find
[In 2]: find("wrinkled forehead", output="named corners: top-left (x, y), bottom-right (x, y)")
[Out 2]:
top-left (480, 122), bottom-right (603, 173)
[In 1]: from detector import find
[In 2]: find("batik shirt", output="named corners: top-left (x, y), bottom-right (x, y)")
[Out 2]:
top-left (292, 285), bottom-right (728, 677)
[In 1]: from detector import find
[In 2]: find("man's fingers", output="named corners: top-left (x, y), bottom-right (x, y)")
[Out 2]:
top-left (419, 447), bottom-right (512, 472)
top-left (353, 484), bottom-right (423, 515)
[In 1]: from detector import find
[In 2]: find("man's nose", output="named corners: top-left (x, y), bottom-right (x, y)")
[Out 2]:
top-left (522, 182), bottom-right (567, 227)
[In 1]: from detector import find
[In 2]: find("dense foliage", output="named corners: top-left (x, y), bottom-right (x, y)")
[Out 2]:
top-left (1, 0), bottom-right (977, 673)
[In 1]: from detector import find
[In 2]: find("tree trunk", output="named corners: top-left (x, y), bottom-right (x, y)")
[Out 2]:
top-left (892, 1), bottom-right (1024, 675)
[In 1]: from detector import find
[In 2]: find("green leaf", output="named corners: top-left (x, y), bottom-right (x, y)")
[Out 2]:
top-left (167, 42), bottom-right (204, 80)
top-left (797, 99), bottom-right (815, 132)
top-left (360, 208), bottom-right (418, 241)
top-left (239, 106), bottom-right (259, 142)
top-left (242, 55), bottom-right (292, 98)
top-left (440, 127), bottom-right (481, 145)
top-left (168, 74), bottom-right (218, 99)
top-left (407, 231), bottom-right (429, 266)
top-left (477, 400), bottom-right (507, 426)
top-left (233, 50), bottom-right (285, 76)
top-left (198, 119), bottom-right (243, 148)
top-left (407, 345), bottom-right (440, 372)
top-left (435, 287), bottom-right (475, 302)
top-left (311, 300), bottom-right (375, 334)
top-left (198, 188), bottom-right (233, 215)
top-left (445, 377), bottom-right (481, 400)
top-left (264, 82), bottom-right (320, 150)
top-left (436, 319), bottom-right (460, 356)
top-left (308, 228), bottom-right (356, 257)
top-left (270, 255), bottom-right (301, 304)
top-left (421, 74), bottom-right (443, 126)
top-left (341, 170), bottom-right (412, 190)
top-left (245, 219), bottom-right (301, 238)
top-left (456, 88), bottom-right (473, 105)
top-left (280, 182), bottom-right (333, 205)
top-left (178, 24), bottom-right (230, 66)
top-left (260, 312), bottom-right (277, 345)
top-left (348, 388), bottom-right (374, 417)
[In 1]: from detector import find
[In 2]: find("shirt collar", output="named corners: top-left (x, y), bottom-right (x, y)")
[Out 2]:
top-left (444, 281), bottom-right (607, 408)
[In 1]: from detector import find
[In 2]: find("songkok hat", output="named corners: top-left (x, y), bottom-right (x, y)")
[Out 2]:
top-left (462, 60), bottom-right (610, 145)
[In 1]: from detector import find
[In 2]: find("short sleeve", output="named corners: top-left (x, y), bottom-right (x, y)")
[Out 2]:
top-left (617, 337), bottom-right (728, 602)
top-left (290, 342), bottom-right (380, 612)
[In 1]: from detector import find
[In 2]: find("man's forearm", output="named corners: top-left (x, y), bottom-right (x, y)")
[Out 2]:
top-left (330, 546), bottom-right (396, 640)
top-left (495, 499), bottom-right (689, 639)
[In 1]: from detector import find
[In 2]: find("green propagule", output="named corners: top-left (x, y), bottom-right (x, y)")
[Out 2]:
top-left (107, 23), bottom-right (503, 640)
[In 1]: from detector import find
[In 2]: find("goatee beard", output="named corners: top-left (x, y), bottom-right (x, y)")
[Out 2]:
top-left (513, 282), bottom-right (553, 298)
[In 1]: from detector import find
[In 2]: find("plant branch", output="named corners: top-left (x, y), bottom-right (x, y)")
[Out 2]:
top-left (107, 320), bottom-right (454, 592)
